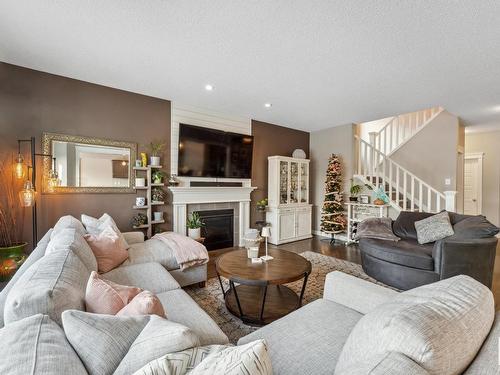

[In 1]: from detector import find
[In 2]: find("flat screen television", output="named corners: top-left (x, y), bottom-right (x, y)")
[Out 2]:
top-left (177, 124), bottom-right (254, 178)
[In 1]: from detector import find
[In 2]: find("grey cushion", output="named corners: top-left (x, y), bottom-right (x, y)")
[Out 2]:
top-left (0, 229), bottom-right (53, 328)
top-left (355, 217), bottom-right (400, 242)
top-left (51, 215), bottom-right (87, 238)
top-left (414, 211), bottom-right (454, 244)
top-left (157, 289), bottom-right (229, 345)
top-left (114, 316), bottom-right (201, 375)
top-left (336, 275), bottom-right (494, 375)
top-left (450, 215), bottom-right (499, 239)
top-left (0, 314), bottom-right (87, 375)
top-left (393, 211), bottom-right (434, 240)
top-left (464, 312), bottom-right (500, 375)
top-left (62, 310), bottom-right (150, 375)
top-left (102, 262), bottom-right (180, 294)
top-left (123, 239), bottom-right (179, 270)
top-left (46, 227), bottom-right (97, 272)
top-left (336, 352), bottom-right (429, 375)
top-left (4, 247), bottom-right (89, 326)
top-left (359, 238), bottom-right (434, 270)
top-left (238, 299), bottom-right (362, 375)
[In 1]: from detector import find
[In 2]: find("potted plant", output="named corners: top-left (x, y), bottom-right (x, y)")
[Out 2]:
top-left (151, 170), bottom-right (166, 184)
top-left (186, 212), bottom-right (204, 239)
top-left (256, 198), bottom-right (268, 212)
top-left (151, 187), bottom-right (165, 203)
top-left (0, 158), bottom-right (27, 282)
top-left (349, 181), bottom-right (362, 202)
top-left (148, 141), bottom-right (166, 166)
top-left (131, 213), bottom-right (148, 228)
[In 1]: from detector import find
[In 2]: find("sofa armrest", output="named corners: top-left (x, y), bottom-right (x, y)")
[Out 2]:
top-left (323, 271), bottom-right (399, 315)
top-left (122, 231), bottom-right (145, 245)
top-left (433, 237), bottom-right (497, 288)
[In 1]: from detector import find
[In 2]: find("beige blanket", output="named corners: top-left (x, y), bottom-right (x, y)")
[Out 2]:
top-left (152, 232), bottom-right (209, 271)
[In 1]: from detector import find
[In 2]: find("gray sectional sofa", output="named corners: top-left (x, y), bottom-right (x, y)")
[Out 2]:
top-left (0, 215), bottom-right (228, 373)
top-left (239, 271), bottom-right (500, 375)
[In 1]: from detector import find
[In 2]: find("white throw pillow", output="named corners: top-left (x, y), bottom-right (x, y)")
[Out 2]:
top-left (82, 213), bottom-right (129, 249)
top-left (335, 275), bottom-right (494, 375)
top-left (133, 340), bottom-right (272, 375)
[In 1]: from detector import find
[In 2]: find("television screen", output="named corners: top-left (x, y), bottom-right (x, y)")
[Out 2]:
top-left (178, 124), bottom-right (254, 178)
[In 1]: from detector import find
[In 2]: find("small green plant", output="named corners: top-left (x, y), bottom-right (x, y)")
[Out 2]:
top-left (350, 184), bottom-right (363, 197)
top-left (131, 213), bottom-right (148, 227)
top-left (186, 212), bottom-right (204, 229)
top-left (151, 187), bottom-right (165, 202)
top-left (256, 198), bottom-right (268, 211)
top-left (148, 140), bottom-right (166, 157)
top-left (152, 170), bottom-right (166, 183)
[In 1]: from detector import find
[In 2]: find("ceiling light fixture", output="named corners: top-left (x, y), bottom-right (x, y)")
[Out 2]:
top-left (264, 103), bottom-right (272, 108)
top-left (205, 84), bottom-right (214, 91)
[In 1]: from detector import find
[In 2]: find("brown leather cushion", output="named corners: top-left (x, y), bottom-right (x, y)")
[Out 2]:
top-left (359, 238), bottom-right (434, 270)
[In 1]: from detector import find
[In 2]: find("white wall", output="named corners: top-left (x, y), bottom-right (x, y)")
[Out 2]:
top-left (310, 124), bottom-right (355, 233)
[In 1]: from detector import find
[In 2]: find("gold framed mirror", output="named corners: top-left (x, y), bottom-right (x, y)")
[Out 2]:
top-left (42, 132), bottom-right (137, 193)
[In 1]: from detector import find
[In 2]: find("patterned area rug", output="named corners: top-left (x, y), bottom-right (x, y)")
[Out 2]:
top-left (186, 251), bottom-right (385, 344)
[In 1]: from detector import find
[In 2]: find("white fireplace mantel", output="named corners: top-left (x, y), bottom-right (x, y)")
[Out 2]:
top-left (168, 186), bottom-right (257, 246)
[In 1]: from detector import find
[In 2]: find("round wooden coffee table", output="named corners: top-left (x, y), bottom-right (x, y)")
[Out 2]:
top-left (216, 248), bottom-right (311, 326)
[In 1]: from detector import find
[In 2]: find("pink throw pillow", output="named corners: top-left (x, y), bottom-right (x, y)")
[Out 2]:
top-left (85, 271), bottom-right (142, 314)
top-left (117, 290), bottom-right (166, 318)
top-left (84, 225), bottom-right (129, 272)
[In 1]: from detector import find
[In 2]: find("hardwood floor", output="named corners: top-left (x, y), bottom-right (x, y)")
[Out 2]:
top-left (208, 235), bottom-right (500, 310)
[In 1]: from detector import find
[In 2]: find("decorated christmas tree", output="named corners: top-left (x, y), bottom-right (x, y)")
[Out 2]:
top-left (320, 154), bottom-right (347, 233)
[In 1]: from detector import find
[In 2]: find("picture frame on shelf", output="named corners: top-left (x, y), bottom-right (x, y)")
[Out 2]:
top-left (359, 194), bottom-right (370, 204)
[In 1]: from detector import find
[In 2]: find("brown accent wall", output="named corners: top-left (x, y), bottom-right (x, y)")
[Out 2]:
top-left (0, 63), bottom-right (171, 249)
top-left (250, 120), bottom-right (310, 227)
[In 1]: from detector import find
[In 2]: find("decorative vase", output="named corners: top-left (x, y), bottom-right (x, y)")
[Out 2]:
top-left (0, 243), bottom-right (27, 282)
top-left (135, 178), bottom-right (146, 187)
top-left (135, 197), bottom-right (146, 207)
top-left (153, 178), bottom-right (162, 184)
top-left (150, 156), bottom-right (160, 166)
top-left (153, 212), bottom-right (163, 221)
top-left (188, 228), bottom-right (201, 239)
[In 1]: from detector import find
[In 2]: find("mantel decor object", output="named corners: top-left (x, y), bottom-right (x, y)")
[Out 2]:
top-left (260, 226), bottom-right (273, 261)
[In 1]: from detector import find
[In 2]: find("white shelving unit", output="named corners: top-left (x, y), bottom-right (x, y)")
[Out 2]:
top-left (266, 156), bottom-right (312, 245)
top-left (133, 165), bottom-right (166, 238)
top-left (345, 202), bottom-right (390, 244)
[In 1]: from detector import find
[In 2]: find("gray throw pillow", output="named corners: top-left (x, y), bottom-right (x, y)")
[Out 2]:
top-left (450, 215), bottom-right (499, 239)
top-left (414, 211), bottom-right (454, 244)
top-left (0, 314), bottom-right (87, 375)
top-left (62, 310), bottom-right (150, 375)
top-left (355, 217), bottom-right (400, 242)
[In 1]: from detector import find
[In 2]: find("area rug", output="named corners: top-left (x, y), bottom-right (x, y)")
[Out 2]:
top-left (185, 251), bottom-right (386, 344)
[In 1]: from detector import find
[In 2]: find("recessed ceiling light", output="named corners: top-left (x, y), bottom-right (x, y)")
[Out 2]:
top-left (205, 84), bottom-right (214, 91)
top-left (264, 103), bottom-right (272, 108)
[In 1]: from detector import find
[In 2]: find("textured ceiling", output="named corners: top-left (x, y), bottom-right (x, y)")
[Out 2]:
top-left (1, 1), bottom-right (500, 131)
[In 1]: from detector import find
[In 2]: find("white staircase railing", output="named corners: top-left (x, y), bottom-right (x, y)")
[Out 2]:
top-left (355, 136), bottom-right (451, 213)
top-left (371, 106), bottom-right (443, 156)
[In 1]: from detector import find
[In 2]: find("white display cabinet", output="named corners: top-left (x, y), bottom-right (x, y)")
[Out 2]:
top-left (266, 156), bottom-right (312, 245)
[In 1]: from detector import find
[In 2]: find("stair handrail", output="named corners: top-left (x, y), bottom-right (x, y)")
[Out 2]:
top-left (355, 135), bottom-right (446, 212)
top-left (371, 106), bottom-right (443, 156)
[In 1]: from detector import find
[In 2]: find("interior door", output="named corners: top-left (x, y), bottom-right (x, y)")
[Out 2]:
top-left (464, 157), bottom-right (481, 215)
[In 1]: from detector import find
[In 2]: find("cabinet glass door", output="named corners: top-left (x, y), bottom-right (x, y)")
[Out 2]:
top-left (299, 162), bottom-right (308, 203)
top-left (290, 161), bottom-right (299, 203)
top-left (279, 161), bottom-right (289, 204)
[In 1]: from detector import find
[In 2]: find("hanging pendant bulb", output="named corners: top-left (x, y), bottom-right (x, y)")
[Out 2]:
top-left (19, 180), bottom-right (36, 207)
top-left (14, 154), bottom-right (25, 179)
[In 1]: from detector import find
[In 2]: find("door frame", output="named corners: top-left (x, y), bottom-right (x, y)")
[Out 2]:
top-left (464, 152), bottom-right (484, 215)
